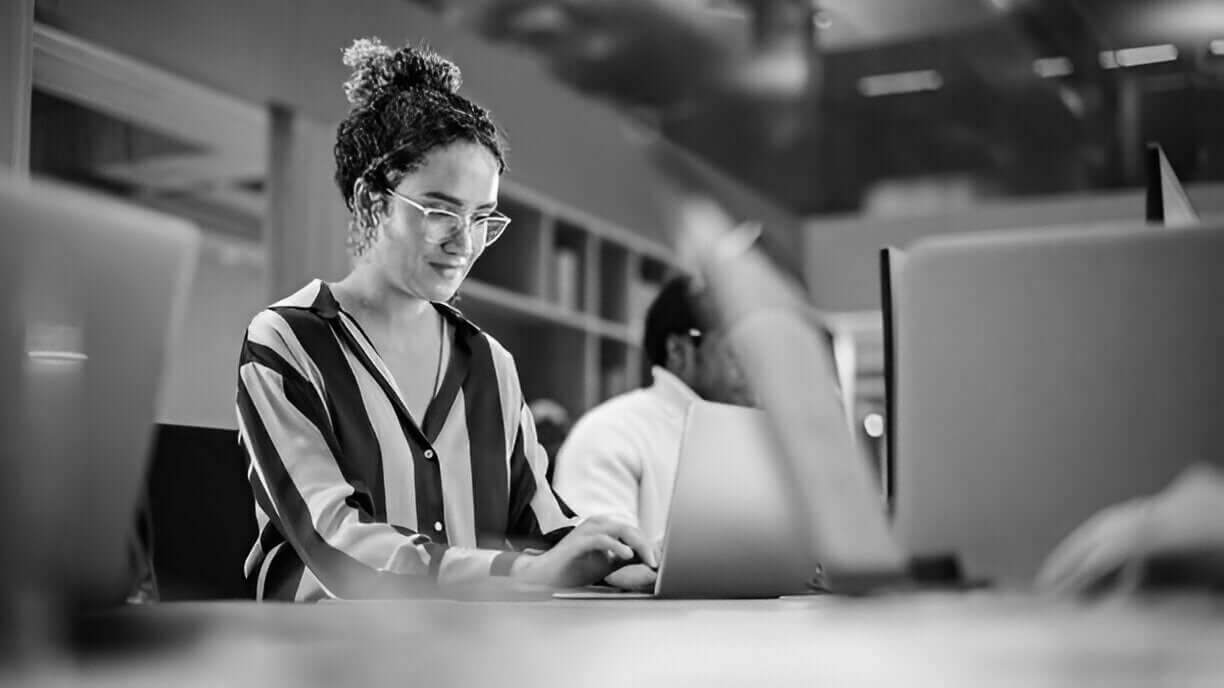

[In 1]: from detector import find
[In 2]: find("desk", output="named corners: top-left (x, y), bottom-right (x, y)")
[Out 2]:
top-left (6, 592), bottom-right (1224, 687)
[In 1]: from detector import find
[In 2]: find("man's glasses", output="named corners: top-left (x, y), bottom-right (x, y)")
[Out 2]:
top-left (386, 189), bottom-right (511, 246)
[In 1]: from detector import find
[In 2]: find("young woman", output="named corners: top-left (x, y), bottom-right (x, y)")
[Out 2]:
top-left (236, 38), bottom-right (654, 601)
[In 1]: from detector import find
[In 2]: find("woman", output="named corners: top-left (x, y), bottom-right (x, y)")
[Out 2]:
top-left (236, 38), bottom-right (654, 601)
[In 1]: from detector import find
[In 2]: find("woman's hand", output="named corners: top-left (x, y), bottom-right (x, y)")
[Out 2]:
top-left (603, 564), bottom-right (658, 592)
top-left (511, 515), bottom-right (658, 588)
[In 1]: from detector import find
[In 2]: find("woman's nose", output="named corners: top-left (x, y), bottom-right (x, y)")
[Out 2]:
top-left (443, 224), bottom-right (475, 254)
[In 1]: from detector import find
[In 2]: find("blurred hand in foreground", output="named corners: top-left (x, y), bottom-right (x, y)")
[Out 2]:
top-left (1038, 463), bottom-right (1224, 594)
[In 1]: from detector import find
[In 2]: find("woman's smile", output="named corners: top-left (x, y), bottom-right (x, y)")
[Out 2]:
top-left (427, 258), bottom-right (468, 280)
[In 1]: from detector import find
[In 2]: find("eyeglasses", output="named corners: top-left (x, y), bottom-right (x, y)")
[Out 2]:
top-left (385, 189), bottom-right (511, 246)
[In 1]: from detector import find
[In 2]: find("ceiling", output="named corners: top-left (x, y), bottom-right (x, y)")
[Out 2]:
top-left (33, 1), bottom-right (1221, 226)
top-left (420, 0), bottom-right (1224, 215)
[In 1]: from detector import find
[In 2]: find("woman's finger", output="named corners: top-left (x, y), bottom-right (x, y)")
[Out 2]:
top-left (597, 521), bottom-right (658, 568)
top-left (583, 533), bottom-right (634, 562)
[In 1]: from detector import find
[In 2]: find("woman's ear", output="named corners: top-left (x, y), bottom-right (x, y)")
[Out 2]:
top-left (353, 177), bottom-right (389, 232)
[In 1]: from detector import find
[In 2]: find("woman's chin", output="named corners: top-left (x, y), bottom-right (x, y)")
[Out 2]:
top-left (391, 276), bottom-right (461, 304)
top-left (426, 278), bottom-right (464, 303)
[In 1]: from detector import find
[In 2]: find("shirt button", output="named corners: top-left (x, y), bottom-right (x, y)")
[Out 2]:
top-left (423, 449), bottom-right (435, 459)
top-left (433, 521), bottom-right (444, 532)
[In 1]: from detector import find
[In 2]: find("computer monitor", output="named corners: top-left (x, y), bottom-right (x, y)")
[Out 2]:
top-left (892, 219), bottom-right (1224, 587)
top-left (0, 175), bottom-right (199, 605)
top-left (1146, 142), bottom-right (1199, 227)
top-left (879, 246), bottom-right (904, 512)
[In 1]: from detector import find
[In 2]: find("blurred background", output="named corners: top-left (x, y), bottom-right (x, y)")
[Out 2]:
top-left (5, 0), bottom-right (1224, 486)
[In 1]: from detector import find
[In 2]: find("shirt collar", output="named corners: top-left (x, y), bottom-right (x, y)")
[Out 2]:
top-left (650, 366), bottom-right (701, 412)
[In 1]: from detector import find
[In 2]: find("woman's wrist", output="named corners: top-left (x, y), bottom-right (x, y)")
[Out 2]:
top-left (509, 552), bottom-right (541, 582)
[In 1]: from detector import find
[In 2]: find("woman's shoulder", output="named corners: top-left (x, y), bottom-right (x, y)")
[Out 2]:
top-left (245, 280), bottom-right (333, 338)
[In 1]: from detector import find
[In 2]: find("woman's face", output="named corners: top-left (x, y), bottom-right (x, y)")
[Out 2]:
top-left (369, 141), bottom-right (500, 302)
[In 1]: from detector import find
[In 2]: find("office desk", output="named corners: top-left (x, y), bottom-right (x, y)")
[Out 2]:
top-left (7, 592), bottom-right (1224, 687)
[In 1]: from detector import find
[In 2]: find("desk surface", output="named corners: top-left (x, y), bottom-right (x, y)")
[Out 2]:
top-left (7, 591), bottom-right (1224, 687)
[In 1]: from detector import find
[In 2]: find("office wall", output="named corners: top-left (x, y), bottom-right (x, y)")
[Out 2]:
top-left (802, 183), bottom-right (1224, 311)
top-left (31, 0), bottom-right (801, 428)
top-left (34, 0), bottom-right (797, 254)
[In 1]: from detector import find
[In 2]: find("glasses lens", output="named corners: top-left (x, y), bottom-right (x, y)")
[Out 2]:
top-left (482, 217), bottom-right (510, 245)
top-left (424, 211), bottom-right (462, 242)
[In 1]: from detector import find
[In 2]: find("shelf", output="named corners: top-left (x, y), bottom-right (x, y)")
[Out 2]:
top-left (466, 195), bottom-right (547, 298)
top-left (455, 186), bottom-right (678, 414)
top-left (598, 242), bottom-right (630, 323)
top-left (457, 279), bottom-right (637, 345)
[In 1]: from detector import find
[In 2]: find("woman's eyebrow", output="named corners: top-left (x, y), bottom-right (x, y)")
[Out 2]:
top-left (421, 191), bottom-right (497, 211)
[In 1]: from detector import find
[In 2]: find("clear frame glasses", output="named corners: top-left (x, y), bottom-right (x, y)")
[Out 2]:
top-left (386, 189), bottom-right (511, 246)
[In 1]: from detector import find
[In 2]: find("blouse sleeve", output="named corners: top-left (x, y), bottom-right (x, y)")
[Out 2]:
top-left (500, 372), bottom-right (580, 551)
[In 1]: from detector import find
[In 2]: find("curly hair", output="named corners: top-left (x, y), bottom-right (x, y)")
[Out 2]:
top-left (334, 38), bottom-right (507, 255)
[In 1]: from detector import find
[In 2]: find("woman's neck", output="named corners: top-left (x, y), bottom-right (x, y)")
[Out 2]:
top-left (332, 265), bottom-right (435, 331)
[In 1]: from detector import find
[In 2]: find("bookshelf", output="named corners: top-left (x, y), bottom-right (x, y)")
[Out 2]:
top-left (460, 179), bottom-right (678, 418)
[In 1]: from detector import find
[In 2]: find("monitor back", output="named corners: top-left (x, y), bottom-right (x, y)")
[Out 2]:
top-left (0, 175), bottom-right (199, 605)
top-left (894, 219), bottom-right (1224, 586)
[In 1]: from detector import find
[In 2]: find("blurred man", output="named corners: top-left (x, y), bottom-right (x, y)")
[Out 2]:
top-left (552, 275), bottom-right (753, 548)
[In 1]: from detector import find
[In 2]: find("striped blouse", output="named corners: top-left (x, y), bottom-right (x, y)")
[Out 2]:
top-left (236, 280), bottom-right (577, 601)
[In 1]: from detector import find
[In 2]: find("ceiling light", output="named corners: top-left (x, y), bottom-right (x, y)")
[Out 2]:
top-left (857, 70), bottom-right (943, 97)
top-left (27, 350), bottom-right (88, 362)
top-left (1114, 43), bottom-right (1179, 67)
top-left (1033, 56), bottom-right (1073, 78)
top-left (1211, 39), bottom-right (1224, 56)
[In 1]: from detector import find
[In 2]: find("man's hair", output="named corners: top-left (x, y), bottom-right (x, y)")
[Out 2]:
top-left (642, 275), bottom-right (717, 368)
top-left (333, 38), bottom-right (507, 211)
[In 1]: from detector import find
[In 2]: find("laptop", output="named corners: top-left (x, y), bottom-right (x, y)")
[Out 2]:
top-left (648, 402), bottom-right (823, 598)
top-left (559, 390), bottom-right (908, 600)
top-left (893, 218), bottom-right (1224, 587)
top-left (0, 174), bottom-right (200, 606)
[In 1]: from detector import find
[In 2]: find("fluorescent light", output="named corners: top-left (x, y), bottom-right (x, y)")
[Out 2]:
top-left (1099, 51), bottom-right (1119, 69)
top-left (27, 351), bottom-right (88, 362)
top-left (1033, 56), bottom-right (1073, 78)
top-left (857, 70), bottom-right (943, 97)
top-left (1115, 43), bottom-right (1179, 67)
top-left (1211, 39), bottom-right (1224, 56)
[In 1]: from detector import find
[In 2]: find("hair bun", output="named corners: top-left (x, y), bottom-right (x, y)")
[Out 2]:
top-left (342, 37), bottom-right (463, 110)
